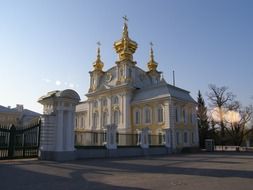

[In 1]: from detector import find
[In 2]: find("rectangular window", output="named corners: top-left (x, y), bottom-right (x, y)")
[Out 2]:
top-left (81, 117), bottom-right (84, 128)
top-left (190, 112), bottom-right (193, 123)
top-left (175, 108), bottom-right (178, 122)
top-left (183, 110), bottom-right (186, 123)
top-left (135, 111), bottom-right (140, 124)
top-left (192, 132), bottom-right (195, 144)
top-left (191, 113), bottom-right (195, 124)
top-left (184, 132), bottom-right (188, 144)
top-left (158, 108), bottom-right (163, 123)
top-left (176, 132), bottom-right (180, 145)
top-left (145, 109), bottom-right (151, 124)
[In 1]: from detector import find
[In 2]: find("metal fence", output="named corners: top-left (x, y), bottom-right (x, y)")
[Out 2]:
top-left (149, 134), bottom-right (164, 146)
top-left (117, 133), bottom-right (139, 146)
top-left (75, 131), bottom-right (165, 147)
top-left (0, 121), bottom-right (41, 159)
top-left (75, 131), bottom-right (106, 147)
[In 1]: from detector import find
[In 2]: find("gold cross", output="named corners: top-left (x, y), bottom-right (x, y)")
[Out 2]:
top-left (123, 15), bottom-right (128, 23)
top-left (97, 41), bottom-right (101, 47)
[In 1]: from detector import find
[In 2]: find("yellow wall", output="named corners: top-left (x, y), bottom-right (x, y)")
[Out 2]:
top-left (131, 100), bottom-right (167, 134)
top-left (0, 112), bottom-right (20, 126)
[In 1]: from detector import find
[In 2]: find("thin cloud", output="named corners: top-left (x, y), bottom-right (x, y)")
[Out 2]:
top-left (55, 80), bottom-right (61, 86)
top-left (69, 83), bottom-right (74, 88)
top-left (42, 78), bottom-right (51, 83)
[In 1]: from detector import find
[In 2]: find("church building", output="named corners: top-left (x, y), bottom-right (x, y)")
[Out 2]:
top-left (75, 19), bottom-right (199, 150)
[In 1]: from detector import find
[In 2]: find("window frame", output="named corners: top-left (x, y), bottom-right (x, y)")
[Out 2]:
top-left (102, 111), bottom-right (108, 127)
top-left (183, 131), bottom-right (188, 144)
top-left (134, 109), bottom-right (141, 125)
top-left (143, 107), bottom-right (152, 125)
top-left (92, 112), bottom-right (98, 128)
top-left (157, 105), bottom-right (164, 123)
top-left (113, 96), bottom-right (119, 105)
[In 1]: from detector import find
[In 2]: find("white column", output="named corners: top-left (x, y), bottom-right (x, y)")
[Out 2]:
top-left (164, 101), bottom-right (169, 127)
top-left (125, 94), bottom-right (131, 129)
top-left (163, 128), bottom-right (171, 148)
top-left (98, 98), bottom-right (102, 130)
top-left (121, 94), bottom-right (124, 125)
top-left (169, 100), bottom-right (176, 150)
top-left (108, 96), bottom-right (112, 124)
top-left (38, 89), bottom-right (80, 161)
top-left (66, 110), bottom-right (74, 151)
top-left (56, 109), bottom-right (63, 151)
top-left (88, 101), bottom-right (92, 129)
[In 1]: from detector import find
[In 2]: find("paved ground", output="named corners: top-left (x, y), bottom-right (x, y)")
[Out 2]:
top-left (0, 152), bottom-right (253, 190)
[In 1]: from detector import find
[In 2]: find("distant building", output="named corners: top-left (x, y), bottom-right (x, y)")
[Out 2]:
top-left (0, 104), bottom-right (41, 126)
top-left (75, 20), bottom-right (199, 150)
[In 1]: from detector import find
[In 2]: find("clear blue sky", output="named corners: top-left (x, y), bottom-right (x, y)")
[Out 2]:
top-left (0, 0), bottom-right (252, 113)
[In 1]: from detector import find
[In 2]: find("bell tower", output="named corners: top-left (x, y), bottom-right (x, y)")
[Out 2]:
top-left (146, 42), bottom-right (162, 84)
top-left (89, 42), bottom-right (105, 92)
top-left (114, 16), bottom-right (138, 85)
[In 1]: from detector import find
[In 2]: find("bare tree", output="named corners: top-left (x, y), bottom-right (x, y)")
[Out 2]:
top-left (207, 84), bottom-right (236, 146)
top-left (224, 105), bottom-right (253, 146)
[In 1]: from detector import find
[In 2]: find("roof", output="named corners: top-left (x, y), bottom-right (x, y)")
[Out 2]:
top-left (38, 89), bottom-right (80, 102)
top-left (0, 105), bottom-right (17, 113)
top-left (11, 108), bottom-right (41, 116)
top-left (0, 104), bottom-right (40, 115)
top-left (132, 82), bottom-right (196, 103)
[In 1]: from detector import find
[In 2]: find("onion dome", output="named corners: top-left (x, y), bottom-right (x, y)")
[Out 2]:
top-left (114, 16), bottom-right (138, 61)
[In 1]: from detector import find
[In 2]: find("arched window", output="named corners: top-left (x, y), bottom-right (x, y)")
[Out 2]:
top-left (113, 110), bottom-right (119, 124)
top-left (191, 132), bottom-right (195, 144)
top-left (102, 98), bottom-right (107, 106)
top-left (182, 109), bottom-right (187, 123)
top-left (102, 111), bottom-right (108, 127)
top-left (81, 117), bottom-right (84, 128)
top-left (134, 109), bottom-right (141, 125)
top-left (144, 107), bottom-right (151, 124)
top-left (175, 107), bottom-right (178, 122)
top-left (93, 100), bottom-right (98, 108)
top-left (176, 132), bottom-right (180, 145)
top-left (184, 132), bottom-right (188, 144)
top-left (191, 111), bottom-right (196, 124)
top-left (113, 96), bottom-right (119, 104)
top-left (120, 67), bottom-right (124, 77)
top-left (157, 106), bottom-right (164, 123)
top-left (92, 112), bottom-right (98, 128)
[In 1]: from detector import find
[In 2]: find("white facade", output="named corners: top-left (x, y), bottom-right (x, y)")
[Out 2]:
top-left (76, 21), bottom-right (199, 149)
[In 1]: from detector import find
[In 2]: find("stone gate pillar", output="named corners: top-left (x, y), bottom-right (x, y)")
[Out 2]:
top-left (105, 124), bottom-right (117, 149)
top-left (163, 128), bottom-right (171, 148)
top-left (140, 127), bottom-right (149, 149)
top-left (38, 89), bottom-right (80, 161)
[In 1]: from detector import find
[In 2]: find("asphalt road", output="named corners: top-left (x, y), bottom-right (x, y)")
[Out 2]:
top-left (0, 152), bottom-right (253, 190)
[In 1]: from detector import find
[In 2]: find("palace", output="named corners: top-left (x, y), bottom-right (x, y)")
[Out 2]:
top-left (75, 20), bottom-right (199, 150)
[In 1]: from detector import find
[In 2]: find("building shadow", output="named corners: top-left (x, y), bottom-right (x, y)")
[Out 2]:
top-left (0, 162), bottom-right (148, 190)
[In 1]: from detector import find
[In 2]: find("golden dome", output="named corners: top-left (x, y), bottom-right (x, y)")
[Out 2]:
top-left (114, 20), bottom-right (138, 61)
top-left (147, 45), bottom-right (158, 71)
top-left (93, 46), bottom-right (104, 71)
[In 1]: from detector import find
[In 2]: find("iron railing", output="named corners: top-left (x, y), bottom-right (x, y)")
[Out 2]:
top-left (75, 131), bottom-right (106, 147)
top-left (75, 131), bottom-right (165, 147)
top-left (0, 120), bottom-right (41, 159)
top-left (117, 133), bottom-right (139, 146)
